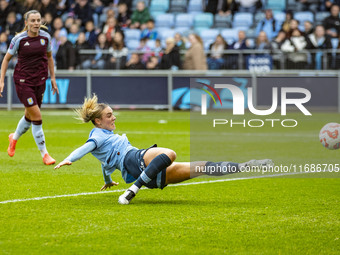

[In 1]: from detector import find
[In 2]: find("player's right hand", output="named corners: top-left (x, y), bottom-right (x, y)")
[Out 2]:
top-left (54, 160), bottom-right (72, 169)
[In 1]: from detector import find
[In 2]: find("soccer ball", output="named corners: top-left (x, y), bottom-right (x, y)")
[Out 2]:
top-left (319, 123), bottom-right (340, 150)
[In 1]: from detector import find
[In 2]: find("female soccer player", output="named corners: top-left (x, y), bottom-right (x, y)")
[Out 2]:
top-left (54, 95), bottom-right (273, 205)
top-left (0, 10), bottom-right (59, 165)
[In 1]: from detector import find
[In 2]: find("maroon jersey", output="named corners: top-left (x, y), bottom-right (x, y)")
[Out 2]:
top-left (8, 30), bottom-right (51, 86)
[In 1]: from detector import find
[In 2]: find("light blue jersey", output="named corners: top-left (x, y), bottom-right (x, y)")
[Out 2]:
top-left (87, 128), bottom-right (137, 184)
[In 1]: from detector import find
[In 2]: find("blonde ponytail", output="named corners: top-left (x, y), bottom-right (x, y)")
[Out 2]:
top-left (17, 10), bottom-right (47, 34)
top-left (76, 94), bottom-right (108, 125)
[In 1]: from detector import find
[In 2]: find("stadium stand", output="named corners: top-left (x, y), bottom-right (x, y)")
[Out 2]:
top-left (187, 0), bottom-right (203, 13)
top-left (149, 0), bottom-right (169, 12)
top-left (155, 13), bottom-right (175, 28)
top-left (232, 12), bottom-right (254, 28)
top-left (1, 0), bottom-right (340, 70)
top-left (175, 13), bottom-right (195, 28)
top-left (169, 0), bottom-right (187, 13)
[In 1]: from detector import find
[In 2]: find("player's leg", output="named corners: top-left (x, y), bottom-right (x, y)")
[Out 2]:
top-left (26, 104), bottom-right (55, 165)
top-left (25, 86), bottom-right (56, 165)
top-left (8, 84), bottom-right (33, 157)
top-left (7, 109), bottom-right (32, 157)
top-left (118, 147), bottom-right (176, 204)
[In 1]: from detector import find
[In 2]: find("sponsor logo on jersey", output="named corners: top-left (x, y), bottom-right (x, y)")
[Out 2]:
top-left (20, 79), bottom-right (25, 82)
top-left (40, 39), bottom-right (45, 46)
top-left (10, 43), bottom-right (14, 49)
top-left (27, 97), bottom-right (34, 105)
top-left (24, 42), bottom-right (30, 46)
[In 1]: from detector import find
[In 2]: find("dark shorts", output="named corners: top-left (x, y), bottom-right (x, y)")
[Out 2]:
top-left (123, 144), bottom-right (168, 189)
top-left (15, 82), bottom-right (46, 108)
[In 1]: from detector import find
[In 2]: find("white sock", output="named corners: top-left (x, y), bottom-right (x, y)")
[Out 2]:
top-left (32, 123), bottom-right (48, 157)
top-left (129, 184), bottom-right (140, 194)
top-left (13, 116), bottom-right (31, 140)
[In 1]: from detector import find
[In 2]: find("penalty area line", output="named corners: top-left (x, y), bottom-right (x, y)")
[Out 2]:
top-left (0, 172), bottom-right (306, 204)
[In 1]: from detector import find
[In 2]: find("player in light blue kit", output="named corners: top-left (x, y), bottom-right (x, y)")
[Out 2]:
top-left (55, 95), bottom-right (273, 205)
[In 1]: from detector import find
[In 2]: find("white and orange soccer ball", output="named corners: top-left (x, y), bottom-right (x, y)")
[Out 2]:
top-left (319, 123), bottom-right (340, 150)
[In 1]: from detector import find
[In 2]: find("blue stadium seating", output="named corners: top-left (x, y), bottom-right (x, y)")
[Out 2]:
top-left (294, 11), bottom-right (314, 24)
top-left (200, 29), bottom-right (220, 42)
top-left (214, 14), bottom-right (232, 28)
top-left (331, 38), bottom-right (339, 49)
top-left (146, 39), bottom-right (156, 49)
top-left (126, 39), bottom-right (140, 50)
top-left (174, 27), bottom-right (191, 36)
top-left (194, 13), bottom-right (214, 28)
top-left (204, 39), bottom-right (214, 50)
top-left (220, 28), bottom-right (239, 44)
top-left (149, 0), bottom-right (169, 12)
top-left (274, 11), bottom-right (286, 25)
top-left (175, 13), bottom-right (194, 28)
top-left (232, 12), bottom-right (253, 28)
top-left (155, 13), bottom-right (175, 28)
top-left (158, 28), bottom-right (176, 40)
top-left (315, 12), bottom-right (330, 23)
top-left (169, 0), bottom-right (187, 13)
top-left (187, 0), bottom-right (203, 13)
top-left (150, 11), bottom-right (166, 19)
top-left (266, 0), bottom-right (286, 11)
top-left (124, 29), bottom-right (142, 41)
top-left (254, 12), bottom-right (265, 24)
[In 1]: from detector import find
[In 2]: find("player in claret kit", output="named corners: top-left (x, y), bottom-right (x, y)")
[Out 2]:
top-left (0, 10), bottom-right (59, 165)
top-left (54, 95), bottom-right (274, 205)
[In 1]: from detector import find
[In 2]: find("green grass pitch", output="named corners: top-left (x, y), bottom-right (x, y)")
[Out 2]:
top-left (0, 110), bottom-right (339, 254)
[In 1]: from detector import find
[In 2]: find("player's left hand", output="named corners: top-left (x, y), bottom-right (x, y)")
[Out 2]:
top-left (51, 78), bottom-right (59, 95)
top-left (54, 160), bottom-right (72, 169)
top-left (101, 181), bottom-right (119, 191)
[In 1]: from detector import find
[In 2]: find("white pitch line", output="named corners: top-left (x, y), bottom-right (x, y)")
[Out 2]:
top-left (0, 172), bottom-right (308, 205)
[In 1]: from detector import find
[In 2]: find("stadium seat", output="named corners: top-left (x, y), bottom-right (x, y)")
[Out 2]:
top-left (187, 0), bottom-right (203, 13)
top-left (146, 39), bottom-right (156, 49)
top-left (194, 13), bottom-right (214, 28)
top-left (126, 39), bottom-right (140, 50)
top-left (232, 12), bottom-right (253, 28)
top-left (286, 0), bottom-right (297, 9)
top-left (315, 12), bottom-right (330, 23)
top-left (331, 38), bottom-right (339, 49)
top-left (246, 28), bottom-right (256, 39)
top-left (169, 0), bottom-right (187, 13)
top-left (266, 0), bottom-right (286, 11)
top-left (214, 14), bottom-right (232, 28)
top-left (150, 11), bottom-right (166, 19)
top-left (294, 11), bottom-right (314, 24)
top-left (124, 29), bottom-right (141, 41)
top-left (149, 0), bottom-right (169, 12)
top-left (155, 13), bottom-right (175, 28)
top-left (174, 27), bottom-right (191, 36)
top-left (254, 12), bottom-right (265, 24)
top-left (204, 39), bottom-right (214, 50)
top-left (175, 13), bottom-right (194, 28)
top-left (221, 28), bottom-right (239, 44)
top-left (274, 11), bottom-right (286, 25)
top-left (158, 28), bottom-right (176, 40)
top-left (200, 29), bottom-right (220, 42)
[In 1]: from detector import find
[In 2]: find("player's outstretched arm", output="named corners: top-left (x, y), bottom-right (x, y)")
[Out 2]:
top-left (54, 141), bottom-right (96, 170)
